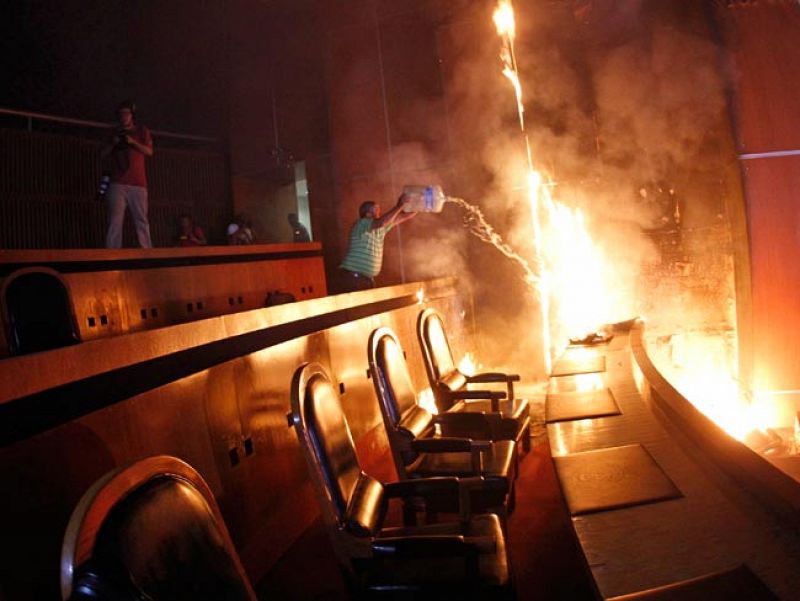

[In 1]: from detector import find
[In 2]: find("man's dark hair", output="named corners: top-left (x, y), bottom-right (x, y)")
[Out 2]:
top-left (116, 100), bottom-right (137, 117)
top-left (359, 201), bottom-right (376, 218)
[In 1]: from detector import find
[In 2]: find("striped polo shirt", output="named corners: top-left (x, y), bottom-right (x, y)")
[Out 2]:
top-left (340, 218), bottom-right (392, 277)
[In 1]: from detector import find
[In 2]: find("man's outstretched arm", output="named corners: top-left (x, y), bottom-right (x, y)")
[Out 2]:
top-left (373, 193), bottom-right (411, 229)
top-left (390, 210), bottom-right (418, 226)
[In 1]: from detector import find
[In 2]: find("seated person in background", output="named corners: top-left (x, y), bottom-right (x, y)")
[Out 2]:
top-left (288, 213), bottom-right (310, 242)
top-left (176, 214), bottom-right (207, 246)
top-left (227, 214), bottom-right (255, 245)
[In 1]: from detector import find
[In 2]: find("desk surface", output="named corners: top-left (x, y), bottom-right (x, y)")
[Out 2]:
top-left (546, 321), bottom-right (800, 600)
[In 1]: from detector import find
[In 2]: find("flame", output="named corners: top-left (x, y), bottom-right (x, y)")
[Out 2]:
top-left (490, 3), bottom-right (765, 451)
top-left (418, 387), bottom-right (438, 415)
top-left (458, 352), bottom-right (477, 376)
top-left (493, 0), bottom-right (516, 39)
top-left (672, 371), bottom-right (756, 441)
top-left (502, 65), bottom-right (525, 123)
top-left (544, 201), bottom-right (612, 341)
top-left (492, 0), bottom-right (616, 371)
top-left (649, 333), bottom-right (778, 444)
top-left (415, 287), bottom-right (425, 304)
top-left (494, 1), bottom-right (524, 132)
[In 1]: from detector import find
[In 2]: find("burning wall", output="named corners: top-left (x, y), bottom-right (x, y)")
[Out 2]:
top-left (316, 1), bottom-right (746, 385)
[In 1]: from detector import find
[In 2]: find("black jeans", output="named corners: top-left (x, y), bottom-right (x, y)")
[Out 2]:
top-left (340, 268), bottom-right (375, 292)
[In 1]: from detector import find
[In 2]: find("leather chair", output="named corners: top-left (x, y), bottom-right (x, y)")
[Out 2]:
top-left (3, 270), bottom-right (80, 356)
top-left (368, 327), bottom-right (516, 518)
top-left (417, 308), bottom-right (531, 453)
top-left (290, 362), bottom-right (514, 599)
top-left (61, 455), bottom-right (257, 601)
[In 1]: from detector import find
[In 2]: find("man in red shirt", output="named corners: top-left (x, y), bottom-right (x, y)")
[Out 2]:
top-left (102, 100), bottom-right (154, 248)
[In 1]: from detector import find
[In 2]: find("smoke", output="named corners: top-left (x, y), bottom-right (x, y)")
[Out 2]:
top-left (591, 24), bottom-right (726, 185)
top-left (404, 226), bottom-right (470, 281)
top-left (383, 1), bottom-right (734, 377)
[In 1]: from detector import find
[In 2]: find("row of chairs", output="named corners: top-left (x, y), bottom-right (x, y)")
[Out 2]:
top-left (61, 309), bottom-right (531, 600)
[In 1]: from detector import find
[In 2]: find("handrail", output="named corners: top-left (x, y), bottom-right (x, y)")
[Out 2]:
top-left (739, 149), bottom-right (800, 160)
top-left (0, 106), bottom-right (218, 143)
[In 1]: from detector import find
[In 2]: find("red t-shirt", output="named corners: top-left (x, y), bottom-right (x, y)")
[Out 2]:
top-left (109, 124), bottom-right (152, 188)
top-left (178, 226), bottom-right (206, 246)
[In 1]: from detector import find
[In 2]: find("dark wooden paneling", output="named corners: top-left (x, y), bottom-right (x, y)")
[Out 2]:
top-left (0, 128), bottom-right (231, 248)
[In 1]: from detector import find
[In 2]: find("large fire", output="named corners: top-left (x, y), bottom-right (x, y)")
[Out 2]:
top-left (490, 1), bottom-right (787, 449)
top-left (647, 331), bottom-right (789, 447)
top-left (492, 1), bottom-right (614, 365)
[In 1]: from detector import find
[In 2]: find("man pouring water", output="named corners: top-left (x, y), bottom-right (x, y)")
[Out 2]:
top-left (338, 193), bottom-right (414, 292)
top-left (339, 186), bottom-right (448, 292)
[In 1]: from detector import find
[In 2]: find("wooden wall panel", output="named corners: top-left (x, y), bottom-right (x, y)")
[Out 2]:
top-left (718, 2), bottom-right (800, 409)
top-left (0, 245), bottom-right (327, 356)
top-left (742, 155), bottom-right (800, 392)
top-left (727, 3), bottom-right (800, 153)
top-left (0, 278), bottom-right (466, 600)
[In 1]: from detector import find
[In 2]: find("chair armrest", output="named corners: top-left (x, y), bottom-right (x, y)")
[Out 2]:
top-left (470, 440), bottom-right (492, 474)
top-left (446, 390), bottom-right (506, 400)
top-left (371, 534), bottom-right (496, 558)
top-left (467, 372), bottom-right (520, 383)
top-left (411, 438), bottom-right (492, 475)
top-left (371, 534), bottom-right (496, 581)
top-left (466, 372), bottom-right (519, 400)
top-left (384, 476), bottom-right (485, 522)
top-left (446, 388), bottom-right (505, 412)
top-left (434, 412), bottom-right (494, 439)
top-left (383, 477), bottom-right (460, 500)
top-left (411, 437), bottom-right (473, 453)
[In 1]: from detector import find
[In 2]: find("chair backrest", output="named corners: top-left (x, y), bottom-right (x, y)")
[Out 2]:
top-left (290, 364), bottom-right (386, 544)
top-left (61, 455), bottom-right (256, 601)
top-left (368, 327), bottom-right (435, 472)
top-left (3, 269), bottom-right (80, 356)
top-left (418, 308), bottom-right (459, 382)
top-left (417, 309), bottom-right (469, 410)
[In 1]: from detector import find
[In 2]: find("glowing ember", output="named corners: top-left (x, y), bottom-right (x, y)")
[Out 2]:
top-left (502, 66), bottom-right (524, 127)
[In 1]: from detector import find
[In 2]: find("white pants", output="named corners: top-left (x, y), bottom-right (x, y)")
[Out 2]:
top-left (105, 183), bottom-right (152, 248)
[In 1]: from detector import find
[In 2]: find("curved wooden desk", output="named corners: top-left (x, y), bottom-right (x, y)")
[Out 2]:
top-left (546, 319), bottom-right (800, 600)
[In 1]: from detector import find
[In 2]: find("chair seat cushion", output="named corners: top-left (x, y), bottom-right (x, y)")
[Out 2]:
top-left (364, 513), bottom-right (510, 594)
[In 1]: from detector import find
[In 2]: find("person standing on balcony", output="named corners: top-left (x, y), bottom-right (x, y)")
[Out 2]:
top-left (102, 100), bottom-right (153, 248)
top-left (339, 193), bottom-right (416, 292)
